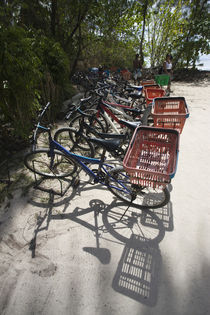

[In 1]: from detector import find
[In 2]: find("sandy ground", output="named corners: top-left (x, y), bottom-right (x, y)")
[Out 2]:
top-left (0, 78), bottom-right (210, 315)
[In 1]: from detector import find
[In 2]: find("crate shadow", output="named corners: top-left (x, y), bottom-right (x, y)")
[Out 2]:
top-left (112, 234), bottom-right (162, 306)
top-left (141, 201), bottom-right (174, 232)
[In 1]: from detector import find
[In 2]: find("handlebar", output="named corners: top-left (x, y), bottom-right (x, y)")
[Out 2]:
top-left (37, 102), bottom-right (51, 121)
top-left (31, 102), bottom-right (51, 149)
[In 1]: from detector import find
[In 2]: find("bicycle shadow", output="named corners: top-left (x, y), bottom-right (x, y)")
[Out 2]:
top-left (101, 199), bottom-right (173, 306)
top-left (28, 193), bottom-right (111, 264)
top-left (26, 187), bottom-right (172, 306)
top-left (140, 200), bottom-right (174, 232)
top-left (28, 172), bottom-right (111, 210)
top-left (101, 200), bottom-right (166, 245)
top-left (140, 183), bottom-right (174, 232)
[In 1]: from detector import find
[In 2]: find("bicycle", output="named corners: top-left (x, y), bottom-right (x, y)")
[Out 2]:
top-left (55, 114), bottom-right (141, 160)
top-left (68, 90), bottom-right (149, 135)
top-left (24, 103), bottom-right (171, 209)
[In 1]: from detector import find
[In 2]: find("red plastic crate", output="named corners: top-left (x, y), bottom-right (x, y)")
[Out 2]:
top-left (123, 126), bottom-right (179, 189)
top-left (141, 79), bottom-right (156, 86)
top-left (145, 87), bottom-right (166, 106)
top-left (143, 84), bottom-right (160, 96)
top-left (151, 97), bottom-right (189, 133)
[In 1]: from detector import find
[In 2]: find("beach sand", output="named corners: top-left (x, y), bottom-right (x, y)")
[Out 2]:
top-left (0, 78), bottom-right (210, 315)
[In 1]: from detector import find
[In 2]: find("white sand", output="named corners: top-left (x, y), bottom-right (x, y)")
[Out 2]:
top-left (0, 78), bottom-right (210, 315)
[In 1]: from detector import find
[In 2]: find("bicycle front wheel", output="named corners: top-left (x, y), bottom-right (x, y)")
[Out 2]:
top-left (69, 113), bottom-right (106, 135)
top-left (106, 166), bottom-right (170, 209)
top-left (54, 127), bottom-right (95, 157)
top-left (24, 149), bottom-right (77, 178)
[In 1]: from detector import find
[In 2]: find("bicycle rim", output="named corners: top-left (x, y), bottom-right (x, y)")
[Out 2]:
top-left (69, 113), bottom-right (106, 135)
top-left (106, 166), bottom-right (170, 209)
top-left (24, 149), bottom-right (77, 178)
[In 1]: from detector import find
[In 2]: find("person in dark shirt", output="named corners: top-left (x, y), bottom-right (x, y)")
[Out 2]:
top-left (133, 54), bottom-right (142, 85)
top-left (163, 54), bottom-right (173, 92)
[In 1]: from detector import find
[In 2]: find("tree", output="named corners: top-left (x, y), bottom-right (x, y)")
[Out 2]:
top-left (173, 0), bottom-right (210, 68)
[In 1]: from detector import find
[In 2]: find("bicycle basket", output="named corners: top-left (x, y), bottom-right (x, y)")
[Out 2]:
top-left (145, 87), bottom-right (166, 106)
top-left (151, 97), bottom-right (189, 133)
top-left (123, 126), bottom-right (179, 189)
top-left (155, 74), bottom-right (170, 86)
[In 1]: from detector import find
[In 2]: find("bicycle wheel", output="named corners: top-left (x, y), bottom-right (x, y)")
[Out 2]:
top-left (54, 127), bottom-right (95, 157)
top-left (69, 113), bottom-right (107, 135)
top-left (105, 166), bottom-right (170, 209)
top-left (131, 96), bottom-right (146, 110)
top-left (24, 149), bottom-right (77, 178)
top-left (83, 108), bottom-right (109, 133)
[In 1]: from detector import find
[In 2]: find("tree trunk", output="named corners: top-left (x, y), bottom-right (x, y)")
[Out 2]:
top-left (51, 0), bottom-right (58, 37)
top-left (139, 0), bottom-right (148, 65)
top-left (69, 25), bottom-right (82, 78)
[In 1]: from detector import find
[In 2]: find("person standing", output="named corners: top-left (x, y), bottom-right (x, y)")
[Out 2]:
top-left (163, 54), bottom-right (173, 92)
top-left (133, 53), bottom-right (142, 85)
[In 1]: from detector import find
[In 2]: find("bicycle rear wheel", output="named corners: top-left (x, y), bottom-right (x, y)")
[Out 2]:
top-left (54, 127), bottom-right (95, 157)
top-left (24, 149), bottom-right (77, 178)
top-left (105, 166), bottom-right (170, 209)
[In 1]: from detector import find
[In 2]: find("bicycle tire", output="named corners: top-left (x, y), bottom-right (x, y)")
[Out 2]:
top-left (69, 113), bottom-right (107, 135)
top-left (24, 149), bottom-right (77, 178)
top-left (105, 166), bottom-right (170, 209)
top-left (83, 108), bottom-right (109, 133)
top-left (54, 127), bottom-right (95, 157)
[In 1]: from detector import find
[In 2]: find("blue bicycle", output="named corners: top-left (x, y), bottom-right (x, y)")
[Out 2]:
top-left (24, 103), bottom-right (170, 209)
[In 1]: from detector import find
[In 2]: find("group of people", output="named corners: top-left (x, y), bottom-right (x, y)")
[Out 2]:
top-left (132, 53), bottom-right (173, 92)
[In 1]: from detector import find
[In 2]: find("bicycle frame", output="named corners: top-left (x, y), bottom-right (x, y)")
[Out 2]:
top-left (40, 125), bottom-right (129, 192)
top-left (96, 101), bottom-right (141, 134)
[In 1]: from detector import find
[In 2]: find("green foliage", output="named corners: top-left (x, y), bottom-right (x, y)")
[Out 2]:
top-left (32, 32), bottom-right (70, 85)
top-left (0, 25), bottom-right (71, 139)
top-left (0, 26), bottom-right (42, 138)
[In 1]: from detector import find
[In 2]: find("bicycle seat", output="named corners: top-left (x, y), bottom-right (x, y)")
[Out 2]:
top-left (88, 137), bottom-right (122, 152)
top-left (97, 132), bottom-right (125, 139)
top-left (128, 92), bottom-right (143, 99)
top-left (118, 119), bottom-right (142, 130)
top-left (123, 107), bottom-right (142, 114)
top-left (129, 84), bottom-right (143, 91)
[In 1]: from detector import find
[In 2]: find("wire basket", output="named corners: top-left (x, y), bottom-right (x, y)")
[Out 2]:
top-left (123, 126), bottom-right (179, 189)
top-left (151, 97), bottom-right (189, 133)
top-left (155, 74), bottom-right (170, 86)
top-left (145, 87), bottom-right (166, 106)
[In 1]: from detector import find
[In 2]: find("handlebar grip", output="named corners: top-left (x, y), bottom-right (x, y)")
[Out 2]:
top-left (65, 111), bottom-right (72, 120)
top-left (38, 102), bottom-right (51, 118)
